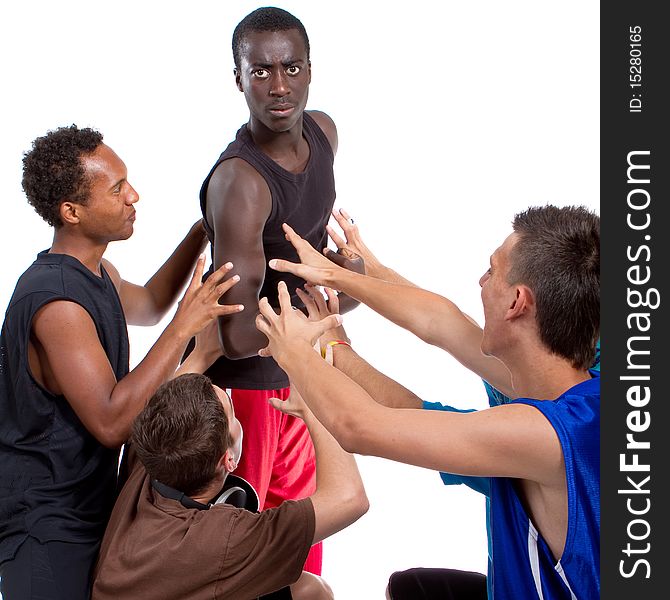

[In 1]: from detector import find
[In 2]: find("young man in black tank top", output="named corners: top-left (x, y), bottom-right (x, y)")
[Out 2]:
top-left (199, 8), bottom-right (361, 576)
top-left (0, 125), bottom-right (242, 600)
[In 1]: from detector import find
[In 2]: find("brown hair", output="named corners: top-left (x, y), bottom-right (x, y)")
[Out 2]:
top-left (132, 374), bottom-right (232, 497)
top-left (509, 205), bottom-right (600, 370)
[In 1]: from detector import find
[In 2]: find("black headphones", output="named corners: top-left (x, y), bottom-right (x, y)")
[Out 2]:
top-left (151, 476), bottom-right (253, 511)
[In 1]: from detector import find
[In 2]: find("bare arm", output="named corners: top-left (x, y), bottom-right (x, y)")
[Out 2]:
top-left (268, 371), bottom-right (368, 544)
top-left (298, 284), bottom-right (422, 409)
top-left (257, 284), bottom-right (563, 486)
top-left (103, 220), bottom-right (208, 326)
top-left (272, 223), bottom-right (514, 397)
top-left (30, 258), bottom-right (242, 448)
top-left (206, 159), bottom-right (272, 358)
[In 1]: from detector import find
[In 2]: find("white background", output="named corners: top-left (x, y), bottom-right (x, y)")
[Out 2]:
top-left (0, 1), bottom-right (599, 598)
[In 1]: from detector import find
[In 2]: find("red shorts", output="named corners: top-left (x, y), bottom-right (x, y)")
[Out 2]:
top-left (229, 387), bottom-right (322, 575)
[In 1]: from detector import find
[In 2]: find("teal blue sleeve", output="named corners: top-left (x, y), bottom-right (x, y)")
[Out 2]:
top-left (422, 400), bottom-right (491, 496)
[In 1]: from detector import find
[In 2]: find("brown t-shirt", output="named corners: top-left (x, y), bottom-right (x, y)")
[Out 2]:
top-left (92, 451), bottom-right (315, 600)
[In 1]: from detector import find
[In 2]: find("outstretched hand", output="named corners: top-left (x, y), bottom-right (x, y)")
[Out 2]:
top-left (268, 384), bottom-right (311, 421)
top-left (255, 281), bottom-right (342, 366)
top-left (326, 209), bottom-right (381, 277)
top-left (296, 284), bottom-right (349, 350)
top-left (268, 224), bottom-right (342, 287)
top-left (173, 255), bottom-right (244, 337)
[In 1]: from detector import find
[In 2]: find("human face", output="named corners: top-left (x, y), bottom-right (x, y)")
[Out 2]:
top-left (214, 385), bottom-right (243, 464)
top-left (77, 144), bottom-right (139, 242)
top-left (479, 233), bottom-right (518, 358)
top-left (236, 29), bottom-right (311, 134)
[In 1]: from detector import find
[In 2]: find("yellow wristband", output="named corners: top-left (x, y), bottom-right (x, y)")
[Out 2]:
top-left (321, 340), bottom-right (351, 359)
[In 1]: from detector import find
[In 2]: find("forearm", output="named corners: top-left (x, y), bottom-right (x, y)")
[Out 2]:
top-left (143, 221), bottom-right (208, 318)
top-left (277, 344), bottom-right (381, 454)
top-left (367, 260), bottom-right (415, 286)
top-left (105, 321), bottom-right (194, 446)
top-left (173, 346), bottom-right (220, 378)
top-left (300, 401), bottom-right (368, 543)
top-left (329, 344), bottom-right (422, 409)
top-left (327, 270), bottom-right (472, 350)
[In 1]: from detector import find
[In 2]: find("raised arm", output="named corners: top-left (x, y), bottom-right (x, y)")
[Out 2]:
top-left (271, 224), bottom-right (514, 397)
top-left (103, 219), bottom-right (209, 326)
top-left (269, 387), bottom-right (368, 544)
top-left (206, 159), bottom-right (272, 359)
top-left (298, 284), bottom-right (422, 409)
top-left (256, 283), bottom-right (563, 486)
top-left (29, 258), bottom-right (242, 448)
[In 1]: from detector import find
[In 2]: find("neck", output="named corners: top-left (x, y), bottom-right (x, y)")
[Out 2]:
top-left (192, 472), bottom-right (228, 505)
top-left (247, 115), bottom-right (304, 157)
top-left (49, 230), bottom-right (107, 276)
top-left (503, 342), bottom-right (590, 400)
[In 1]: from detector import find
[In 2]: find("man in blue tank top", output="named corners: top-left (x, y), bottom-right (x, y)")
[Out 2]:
top-left (198, 7), bottom-right (361, 577)
top-left (0, 125), bottom-right (242, 600)
top-left (322, 209), bottom-right (601, 598)
top-left (261, 205), bottom-right (600, 599)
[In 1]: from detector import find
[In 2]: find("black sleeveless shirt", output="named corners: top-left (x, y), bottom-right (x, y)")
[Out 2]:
top-left (0, 251), bottom-right (129, 562)
top-left (199, 112), bottom-right (335, 389)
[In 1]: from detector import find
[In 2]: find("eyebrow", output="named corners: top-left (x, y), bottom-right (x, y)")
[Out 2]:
top-left (250, 58), bottom-right (305, 68)
top-left (108, 178), bottom-right (126, 192)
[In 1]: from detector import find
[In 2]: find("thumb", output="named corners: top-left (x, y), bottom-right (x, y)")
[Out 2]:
top-left (268, 396), bottom-right (286, 413)
top-left (268, 258), bottom-right (294, 273)
top-left (317, 313), bottom-right (343, 336)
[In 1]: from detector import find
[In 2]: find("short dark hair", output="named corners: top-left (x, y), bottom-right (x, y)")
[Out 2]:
top-left (232, 7), bottom-right (310, 69)
top-left (21, 124), bottom-right (104, 228)
top-left (132, 374), bottom-right (233, 498)
top-left (508, 205), bottom-right (600, 370)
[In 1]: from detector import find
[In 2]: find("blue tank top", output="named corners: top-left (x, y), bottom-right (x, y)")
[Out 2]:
top-left (489, 375), bottom-right (600, 599)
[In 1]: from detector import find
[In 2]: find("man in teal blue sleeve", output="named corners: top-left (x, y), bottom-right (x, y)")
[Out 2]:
top-left (423, 339), bottom-right (600, 598)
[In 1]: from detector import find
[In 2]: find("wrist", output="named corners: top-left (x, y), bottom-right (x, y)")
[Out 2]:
top-left (320, 339), bottom-right (351, 359)
top-left (274, 340), bottom-right (317, 371)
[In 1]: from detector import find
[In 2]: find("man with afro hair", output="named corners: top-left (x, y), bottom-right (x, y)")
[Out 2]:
top-left (0, 124), bottom-right (241, 599)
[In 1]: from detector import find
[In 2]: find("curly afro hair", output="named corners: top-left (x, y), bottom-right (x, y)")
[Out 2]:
top-left (21, 124), bottom-right (104, 228)
top-left (232, 7), bottom-right (310, 69)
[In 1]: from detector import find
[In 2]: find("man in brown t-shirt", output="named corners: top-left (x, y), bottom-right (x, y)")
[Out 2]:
top-left (92, 369), bottom-right (368, 599)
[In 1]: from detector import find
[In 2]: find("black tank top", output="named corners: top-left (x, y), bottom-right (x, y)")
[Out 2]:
top-left (0, 251), bottom-right (129, 561)
top-left (199, 112), bottom-right (336, 389)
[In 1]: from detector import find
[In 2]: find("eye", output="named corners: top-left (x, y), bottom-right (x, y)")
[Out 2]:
top-left (286, 65), bottom-right (300, 75)
top-left (252, 68), bottom-right (270, 79)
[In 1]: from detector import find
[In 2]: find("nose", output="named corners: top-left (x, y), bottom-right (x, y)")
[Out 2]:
top-left (270, 71), bottom-right (289, 97)
top-left (479, 271), bottom-right (489, 287)
top-left (126, 183), bottom-right (140, 205)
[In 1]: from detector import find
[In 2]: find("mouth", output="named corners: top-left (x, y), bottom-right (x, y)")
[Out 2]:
top-left (268, 104), bottom-right (295, 117)
top-left (128, 211), bottom-right (136, 222)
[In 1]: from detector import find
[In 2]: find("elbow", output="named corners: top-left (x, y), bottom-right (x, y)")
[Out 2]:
top-left (341, 480), bottom-right (369, 525)
top-left (94, 414), bottom-right (132, 449)
top-left (218, 318), bottom-right (264, 360)
top-left (332, 413), bottom-right (368, 456)
top-left (219, 336), bottom-right (260, 360)
top-left (95, 426), bottom-right (127, 450)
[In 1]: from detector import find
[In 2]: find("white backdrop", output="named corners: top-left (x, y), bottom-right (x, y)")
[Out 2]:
top-left (0, 1), bottom-right (599, 598)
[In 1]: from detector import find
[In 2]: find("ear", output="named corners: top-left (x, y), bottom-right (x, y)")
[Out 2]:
top-left (59, 201), bottom-right (82, 226)
top-left (505, 285), bottom-right (535, 321)
top-left (234, 68), bottom-right (243, 92)
top-left (307, 60), bottom-right (312, 84)
top-left (220, 449), bottom-right (238, 474)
